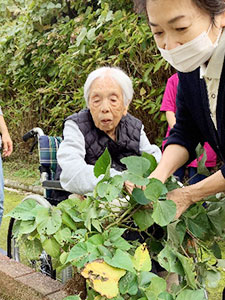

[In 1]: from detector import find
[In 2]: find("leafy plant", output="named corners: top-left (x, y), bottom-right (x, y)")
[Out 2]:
top-left (0, 0), bottom-right (171, 159)
top-left (6, 150), bottom-right (225, 299)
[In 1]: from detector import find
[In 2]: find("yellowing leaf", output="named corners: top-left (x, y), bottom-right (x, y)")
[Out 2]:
top-left (81, 259), bottom-right (126, 299)
top-left (132, 243), bottom-right (152, 272)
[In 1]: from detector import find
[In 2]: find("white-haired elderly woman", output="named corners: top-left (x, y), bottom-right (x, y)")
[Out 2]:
top-left (57, 67), bottom-right (161, 195)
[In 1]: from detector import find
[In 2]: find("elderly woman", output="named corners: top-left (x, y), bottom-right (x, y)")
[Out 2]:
top-left (145, 0), bottom-right (225, 218)
top-left (57, 67), bottom-right (161, 195)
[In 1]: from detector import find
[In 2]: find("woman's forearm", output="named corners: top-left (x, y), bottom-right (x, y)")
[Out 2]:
top-left (150, 144), bottom-right (189, 183)
top-left (166, 111), bottom-right (176, 129)
top-left (0, 116), bottom-right (9, 135)
top-left (167, 170), bottom-right (225, 218)
top-left (188, 170), bottom-right (225, 202)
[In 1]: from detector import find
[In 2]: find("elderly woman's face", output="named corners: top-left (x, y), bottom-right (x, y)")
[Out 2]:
top-left (89, 76), bottom-right (128, 140)
top-left (146, 0), bottom-right (224, 50)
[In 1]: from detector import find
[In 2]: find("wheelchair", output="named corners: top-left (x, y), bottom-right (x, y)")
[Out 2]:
top-left (7, 127), bottom-right (72, 283)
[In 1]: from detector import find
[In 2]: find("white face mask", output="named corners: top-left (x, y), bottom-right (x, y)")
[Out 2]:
top-left (158, 24), bottom-right (222, 73)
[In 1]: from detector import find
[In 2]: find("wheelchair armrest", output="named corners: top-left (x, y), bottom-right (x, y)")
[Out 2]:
top-left (42, 180), bottom-right (64, 190)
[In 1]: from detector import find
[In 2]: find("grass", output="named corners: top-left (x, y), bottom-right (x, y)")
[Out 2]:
top-left (0, 190), bottom-right (24, 251)
top-left (0, 161), bottom-right (40, 251)
top-left (3, 160), bottom-right (40, 186)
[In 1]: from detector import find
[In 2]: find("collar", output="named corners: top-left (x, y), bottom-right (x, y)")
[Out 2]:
top-left (200, 28), bottom-right (225, 79)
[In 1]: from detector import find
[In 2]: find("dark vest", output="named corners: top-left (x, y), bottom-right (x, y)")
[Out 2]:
top-left (67, 109), bottom-right (142, 171)
top-left (52, 109), bottom-right (142, 201)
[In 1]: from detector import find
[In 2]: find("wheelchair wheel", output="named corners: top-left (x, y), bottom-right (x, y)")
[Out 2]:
top-left (7, 194), bottom-right (73, 283)
top-left (7, 217), bottom-right (56, 279)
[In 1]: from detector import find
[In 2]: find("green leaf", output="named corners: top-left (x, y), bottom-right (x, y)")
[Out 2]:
top-left (206, 270), bottom-right (221, 288)
top-left (142, 152), bottom-right (157, 176)
top-left (18, 220), bottom-right (36, 234)
top-left (84, 206), bottom-right (98, 231)
top-left (23, 238), bottom-right (43, 260)
top-left (158, 245), bottom-right (184, 276)
top-left (97, 245), bottom-right (112, 258)
top-left (152, 200), bottom-right (176, 227)
top-left (207, 206), bottom-right (225, 236)
top-left (113, 237), bottom-right (131, 251)
top-left (145, 276), bottom-right (167, 298)
top-left (119, 272), bottom-right (138, 295)
top-left (76, 27), bottom-right (87, 47)
top-left (105, 249), bottom-right (135, 273)
top-left (186, 213), bottom-right (210, 240)
top-left (176, 252), bottom-right (197, 289)
top-left (36, 207), bottom-right (62, 235)
top-left (176, 289), bottom-right (207, 300)
top-left (94, 148), bottom-right (111, 178)
top-left (109, 228), bottom-right (126, 242)
top-left (121, 156), bottom-right (150, 177)
top-left (92, 219), bottom-right (102, 232)
top-left (60, 252), bottom-right (69, 265)
top-left (110, 175), bottom-right (124, 190)
top-left (97, 182), bottom-right (120, 201)
top-left (66, 208), bottom-right (83, 223)
top-left (123, 172), bottom-right (149, 186)
top-left (42, 237), bottom-right (61, 258)
top-left (196, 144), bottom-right (210, 176)
top-left (87, 28), bottom-right (96, 40)
top-left (62, 212), bottom-right (77, 231)
top-left (158, 292), bottom-right (174, 300)
top-left (144, 179), bottom-right (167, 203)
top-left (217, 259), bottom-right (225, 269)
top-left (66, 242), bottom-right (87, 263)
top-left (6, 199), bottom-right (38, 220)
top-left (132, 188), bottom-right (151, 205)
top-left (88, 234), bottom-right (104, 245)
top-left (54, 228), bottom-right (71, 245)
top-left (167, 221), bottom-right (186, 247)
top-left (139, 271), bottom-right (157, 288)
top-left (210, 241), bottom-right (222, 259)
top-left (133, 209), bottom-right (154, 231)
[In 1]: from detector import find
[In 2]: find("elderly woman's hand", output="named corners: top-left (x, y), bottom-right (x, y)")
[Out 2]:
top-left (124, 181), bottom-right (135, 194)
top-left (167, 186), bottom-right (195, 219)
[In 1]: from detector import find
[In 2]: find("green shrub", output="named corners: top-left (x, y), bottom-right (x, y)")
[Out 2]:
top-left (0, 0), bottom-right (172, 159)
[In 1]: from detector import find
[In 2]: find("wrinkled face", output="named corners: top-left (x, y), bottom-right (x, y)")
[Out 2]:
top-left (146, 0), bottom-right (225, 50)
top-left (89, 76), bottom-right (128, 139)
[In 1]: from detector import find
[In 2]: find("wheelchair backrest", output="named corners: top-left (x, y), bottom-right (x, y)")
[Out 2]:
top-left (38, 135), bottom-right (62, 180)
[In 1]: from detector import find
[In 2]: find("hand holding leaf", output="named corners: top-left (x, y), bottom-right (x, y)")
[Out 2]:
top-left (167, 187), bottom-right (194, 219)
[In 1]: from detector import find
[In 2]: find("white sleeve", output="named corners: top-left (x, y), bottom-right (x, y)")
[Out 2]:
top-left (139, 125), bottom-right (162, 163)
top-left (57, 120), bottom-right (121, 195)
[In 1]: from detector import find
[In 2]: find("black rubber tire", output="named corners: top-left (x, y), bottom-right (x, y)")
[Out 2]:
top-left (7, 217), bottom-right (56, 279)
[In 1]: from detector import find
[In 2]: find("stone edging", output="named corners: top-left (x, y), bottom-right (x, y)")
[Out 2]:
top-left (4, 179), bottom-right (43, 195)
top-left (0, 253), bottom-right (68, 300)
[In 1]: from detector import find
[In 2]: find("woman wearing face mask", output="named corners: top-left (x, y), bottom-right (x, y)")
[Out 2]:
top-left (145, 0), bottom-right (225, 218)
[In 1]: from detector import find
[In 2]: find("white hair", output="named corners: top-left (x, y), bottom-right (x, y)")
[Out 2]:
top-left (83, 67), bottom-right (134, 106)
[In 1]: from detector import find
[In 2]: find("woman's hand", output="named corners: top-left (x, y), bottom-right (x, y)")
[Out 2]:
top-left (124, 181), bottom-right (134, 194)
top-left (2, 133), bottom-right (13, 157)
top-left (167, 186), bottom-right (194, 219)
top-left (124, 181), bottom-right (144, 194)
